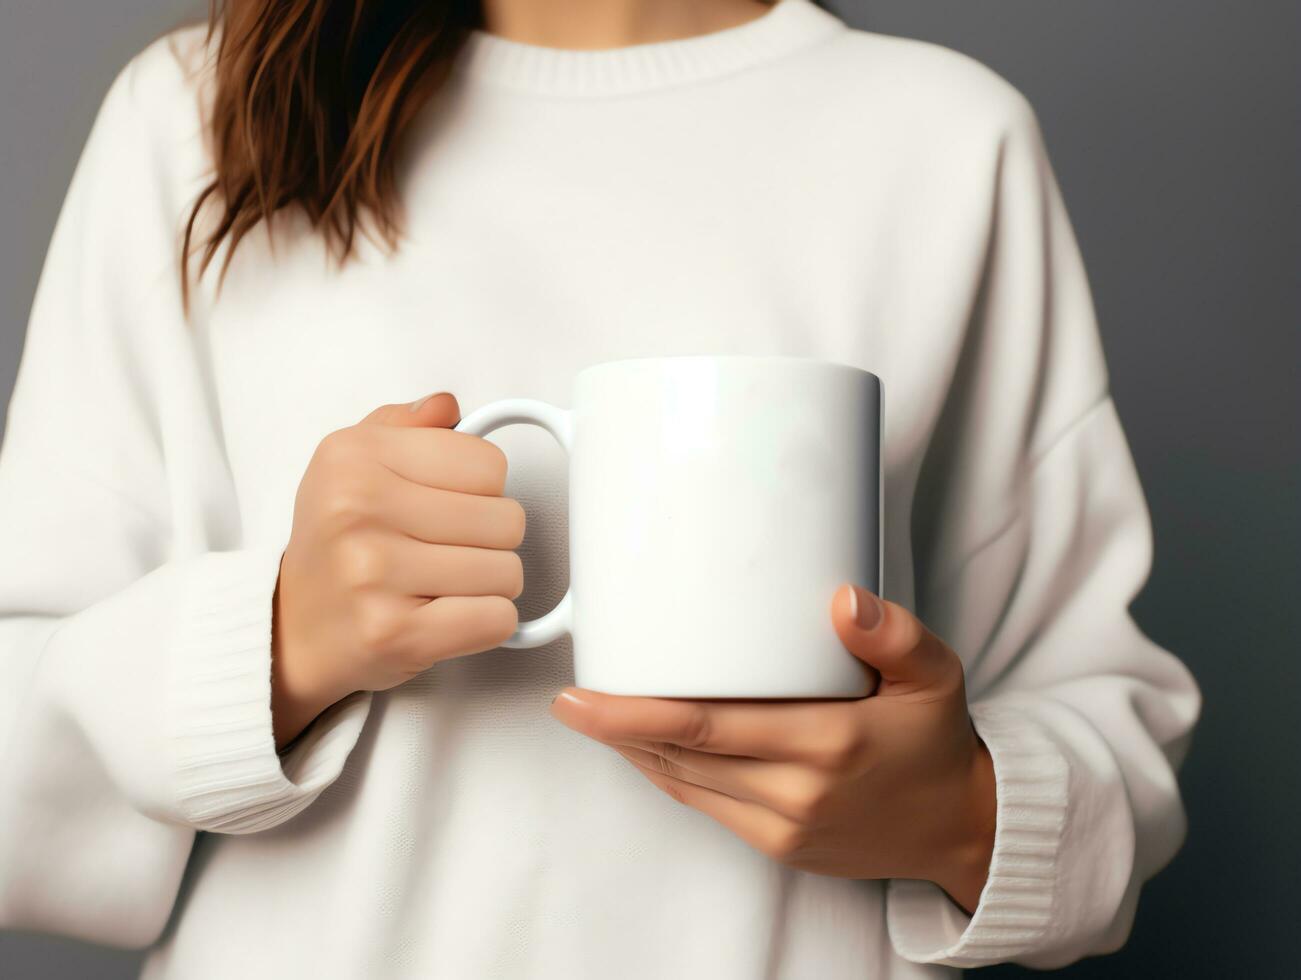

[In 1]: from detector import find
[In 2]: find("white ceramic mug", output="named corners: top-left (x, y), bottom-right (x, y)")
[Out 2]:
top-left (455, 355), bottom-right (882, 699)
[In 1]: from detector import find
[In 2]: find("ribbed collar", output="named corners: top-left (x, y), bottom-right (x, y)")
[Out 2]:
top-left (451, 0), bottom-right (844, 97)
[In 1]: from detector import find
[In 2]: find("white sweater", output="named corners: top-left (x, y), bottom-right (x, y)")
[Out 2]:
top-left (0, 1), bottom-right (1200, 976)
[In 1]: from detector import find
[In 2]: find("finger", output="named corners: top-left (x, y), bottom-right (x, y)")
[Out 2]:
top-left (830, 583), bottom-right (956, 692)
top-left (369, 426), bottom-right (510, 496)
top-left (346, 534), bottom-right (523, 599)
top-left (360, 391), bottom-right (462, 428)
top-left (377, 472), bottom-right (526, 550)
top-left (399, 594), bottom-right (518, 664)
top-left (550, 688), bottom-right (868, 768)
top-left (611, 742), bottom-right (829, 824)
top-left (618, 752), bottom-right (808, 863)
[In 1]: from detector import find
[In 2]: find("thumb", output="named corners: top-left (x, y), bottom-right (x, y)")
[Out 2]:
top-left (830, 583), bottom-right (956, 692)
top-left (360, 391), bottom-right (461, 428)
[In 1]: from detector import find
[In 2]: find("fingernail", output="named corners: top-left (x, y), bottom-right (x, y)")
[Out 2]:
top-left (552, 690), bottom-right (585, 707)
top-left (409, 391), bottom-right (448, 412)
top-left (849, 584), bottom-right (882, 631)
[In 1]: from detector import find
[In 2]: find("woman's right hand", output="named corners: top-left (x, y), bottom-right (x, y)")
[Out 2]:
top-left (270, 392), bottom-right (526, 749)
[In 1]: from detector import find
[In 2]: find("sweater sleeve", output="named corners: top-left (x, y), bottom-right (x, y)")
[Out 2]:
top-left (884, 92), bottom-right (1202, 969)
top-left (0, 37), bottom-right (372, 948)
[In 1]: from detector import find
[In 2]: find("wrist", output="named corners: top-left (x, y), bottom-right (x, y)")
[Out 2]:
top-left (929, 733), bottom-right (997, 914)
top-left (270, 568), bottom-right (342, 749)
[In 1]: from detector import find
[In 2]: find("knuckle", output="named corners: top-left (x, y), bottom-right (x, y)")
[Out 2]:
top-left (765, 824), bottom-right (809, 863)
top-left (323, 480), bottom-right (376, 529)
top-left (503, 551), bottom-right (525, 599)
top-left (934, 654), bottom-right (967, 697)
top-left (420, 596), bottom-right (519, 663)
top-left (678, 709), bottom-right (712, 750)
top-left (817, 724), bottom-right (866, 771)
top-left (500, 497), bottom-right (528, 547)
top-left (354, 599), bottom-right (402, 657)
top-left (335, 536), bottom-right (386, 590)
top-left (939, 644), bottom-right (965, 677)
top-left (886, 608), bottom-right (925, 655)
top-left (316, 426), bottom-right (362, 468)
top-left (480, 594), bottom-right (519, 646)
top-left (585, 718), bottom-right (616, 745)
top-left (783, 778), bottom-right (829, 825)
top-left (657, 741), bottom-right (685, 764)
top-left (479, 439), bottom-right (509, 494)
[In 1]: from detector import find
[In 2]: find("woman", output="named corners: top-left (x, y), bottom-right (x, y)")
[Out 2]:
top-left (0, 0), bottom-right (1200, 976)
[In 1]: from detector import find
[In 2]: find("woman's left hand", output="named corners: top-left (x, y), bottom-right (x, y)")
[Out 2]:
top-left (549, 582), bottom-right (997, 913)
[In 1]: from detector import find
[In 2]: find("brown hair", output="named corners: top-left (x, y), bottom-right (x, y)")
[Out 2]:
top-left (182, 0), bottom-right (481, 307)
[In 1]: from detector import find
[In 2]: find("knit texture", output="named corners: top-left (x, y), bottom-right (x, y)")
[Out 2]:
top-left (167, 548), bottom-right (372, 833)
top-left (0, 2), bottom-right (1199, 975)
top-left (888, 701), bottom-right (1070, 966)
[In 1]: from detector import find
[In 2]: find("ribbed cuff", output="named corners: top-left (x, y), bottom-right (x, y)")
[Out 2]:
top-left (887, 698), bottom-right (1069, 967)
top-left (166, 547), bottom-right (372, 834)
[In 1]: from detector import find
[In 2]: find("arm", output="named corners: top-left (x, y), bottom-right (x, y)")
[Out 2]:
top-left (884, 93), bottom-right (1202, 968)
top-left (542, 87), bottom-right (1200, 971)
top-left (0, 38), bottom-right (370, 947)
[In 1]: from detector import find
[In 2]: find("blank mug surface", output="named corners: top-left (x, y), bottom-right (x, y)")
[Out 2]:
top-left (455, 355), bottom-right (882, 699)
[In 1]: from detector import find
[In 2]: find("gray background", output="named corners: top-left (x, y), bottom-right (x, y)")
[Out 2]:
top-left (1, 0), bottom-right (1296, 976)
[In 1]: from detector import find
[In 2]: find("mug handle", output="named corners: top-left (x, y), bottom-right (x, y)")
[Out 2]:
top-left (454, 398), bottom-right (574, 649)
